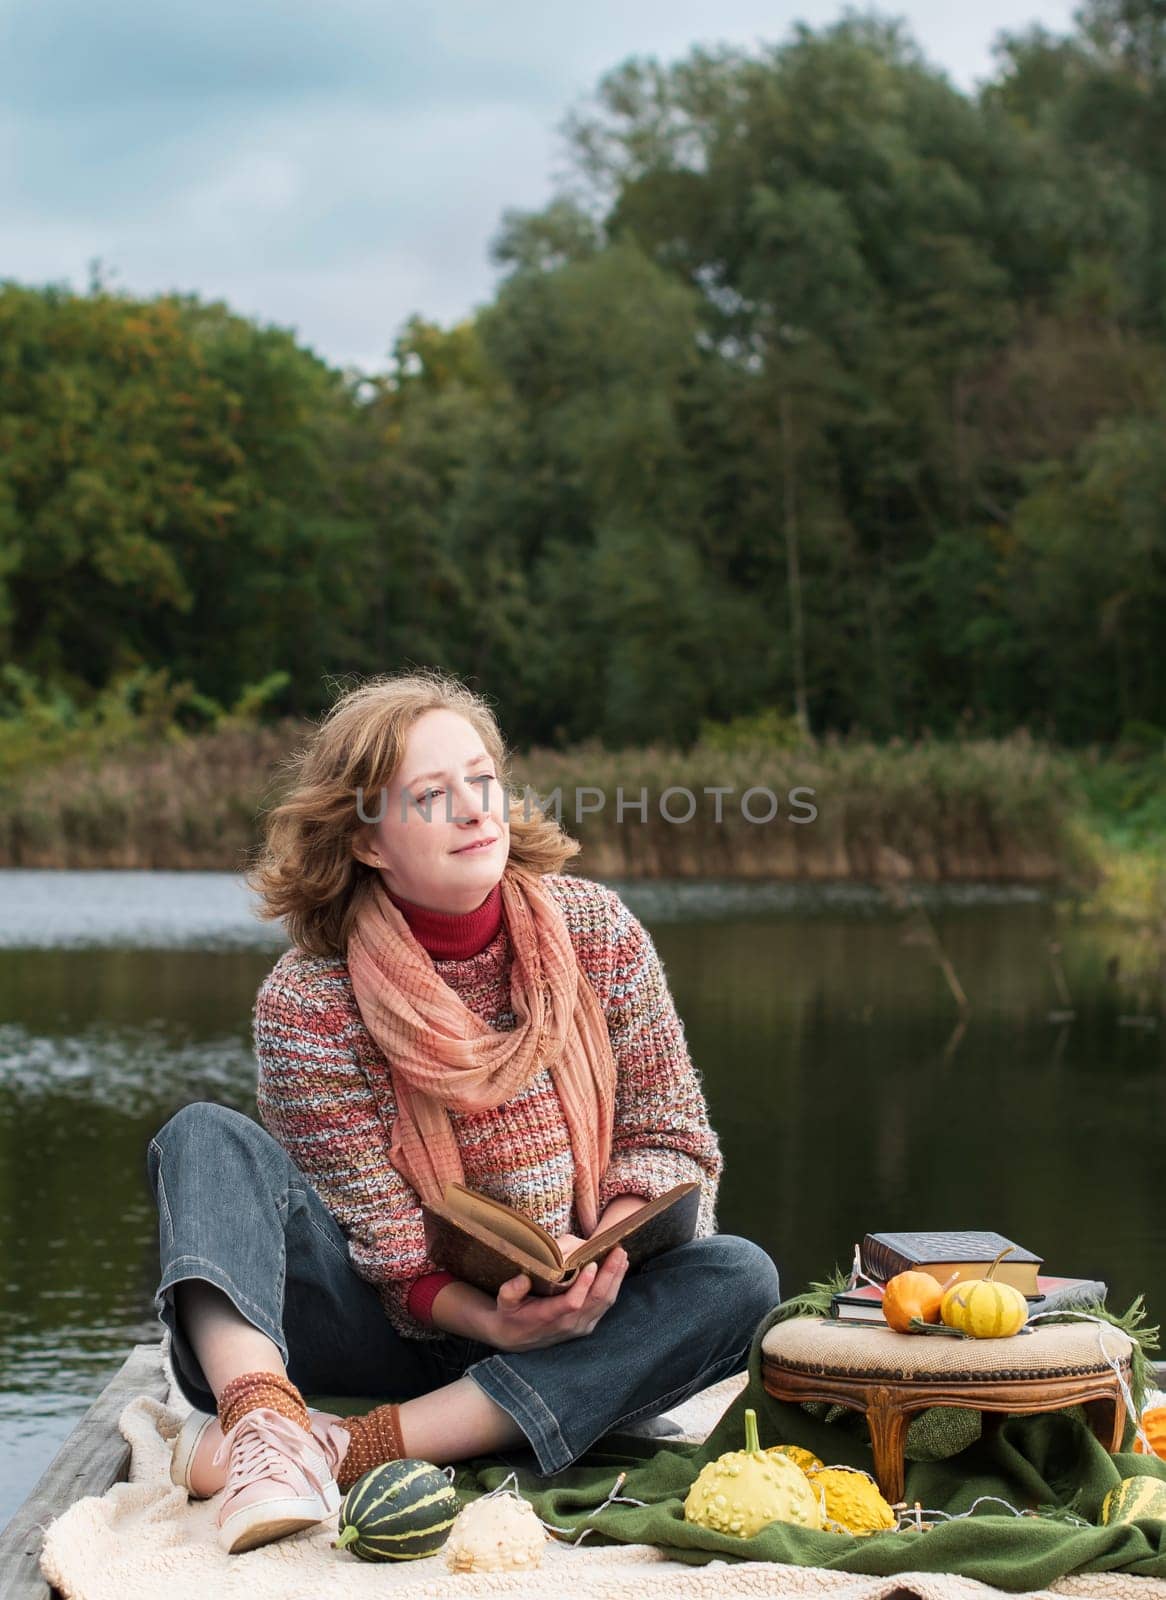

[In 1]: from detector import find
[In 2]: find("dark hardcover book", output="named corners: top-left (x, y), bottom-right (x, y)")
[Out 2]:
top-left (861, 1231), bottom-right (1043, 1295)
top-left (829, 1284), bottom-right (898, 1324)
top-left (421, 1181), bottom-right (701, 1298)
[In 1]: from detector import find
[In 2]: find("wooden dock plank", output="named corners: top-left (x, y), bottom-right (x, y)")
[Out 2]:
top-left (0, 1342), bottom-right (168, 1600)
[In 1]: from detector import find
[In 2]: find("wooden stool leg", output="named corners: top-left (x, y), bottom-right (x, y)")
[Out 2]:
top-left (865, 1387), bottom-right (910, 1505)
top-left (1084, 1395), bottom-right (1126, 1454)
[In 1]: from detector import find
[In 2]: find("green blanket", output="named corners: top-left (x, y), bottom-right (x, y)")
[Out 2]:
top-left (446, 1304), bottom-right (1166, 1591)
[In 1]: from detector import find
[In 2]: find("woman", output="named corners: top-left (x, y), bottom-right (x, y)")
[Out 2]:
top-left (147, 671), bottom-right (779, 1554)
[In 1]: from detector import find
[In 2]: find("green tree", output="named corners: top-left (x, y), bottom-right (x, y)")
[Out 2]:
top-left (0, 283), bottom-right (368, 711)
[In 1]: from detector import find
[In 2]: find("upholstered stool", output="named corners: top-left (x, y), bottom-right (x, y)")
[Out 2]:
top-left (761, 1316), bottom-right (1132, 1504)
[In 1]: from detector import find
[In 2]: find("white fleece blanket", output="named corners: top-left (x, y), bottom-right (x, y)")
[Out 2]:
top-left (39, 1364), bottom-right (1166, 1600)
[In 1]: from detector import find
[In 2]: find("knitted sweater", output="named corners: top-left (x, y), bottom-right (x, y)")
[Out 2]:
top-left (253, 871), bottom-right (723, 1338)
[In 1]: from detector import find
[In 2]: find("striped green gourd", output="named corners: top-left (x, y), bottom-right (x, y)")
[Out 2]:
top-left (1100, 1476), bottom-right (1166, 1527)
top-left (334, 1459), bottom-right (459, 1562)
top-left (940, 1277), bottom-right (1027, 1339)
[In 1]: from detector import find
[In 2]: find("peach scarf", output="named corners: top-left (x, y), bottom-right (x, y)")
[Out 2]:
top-left (346, 864), bottom-right (616, 1236)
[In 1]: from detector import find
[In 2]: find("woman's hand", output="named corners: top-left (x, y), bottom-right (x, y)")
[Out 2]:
top-left (482, 1248), bottom-right (629, 1352)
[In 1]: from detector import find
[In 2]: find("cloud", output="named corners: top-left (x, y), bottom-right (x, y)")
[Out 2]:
top-left (1, 0), bottom-right (1079, 373)
top-left (2, 1), bottom-right (555, 118)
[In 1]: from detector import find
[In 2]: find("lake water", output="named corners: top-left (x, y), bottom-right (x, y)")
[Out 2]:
top-left (0, 870), bottom-right (1162, 1528)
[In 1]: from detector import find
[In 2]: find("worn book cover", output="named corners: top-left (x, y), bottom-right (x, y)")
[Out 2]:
top-left (862, 1230), bottom-right (1043, 1295)
top-left (421, 1180), bottom-right (701, 1297)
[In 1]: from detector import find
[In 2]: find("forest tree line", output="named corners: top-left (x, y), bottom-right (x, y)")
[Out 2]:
top-left (3, 0), bottom-right (1166, 755)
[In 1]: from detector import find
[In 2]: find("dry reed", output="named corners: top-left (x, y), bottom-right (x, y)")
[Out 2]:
top-left (0, 722), bottom-right (1084, 881)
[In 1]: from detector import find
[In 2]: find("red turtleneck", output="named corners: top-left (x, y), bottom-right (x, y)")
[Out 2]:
top-left (386, 880), bottom-right (503, 960)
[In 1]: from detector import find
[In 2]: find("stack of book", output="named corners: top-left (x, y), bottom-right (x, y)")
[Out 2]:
top-left (830, 1230), bottom-right (1106, 1324)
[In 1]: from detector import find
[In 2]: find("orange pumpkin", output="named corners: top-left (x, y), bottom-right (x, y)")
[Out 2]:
top-left (882, 1270), bottom-right (945, 1332)
top-left (1134, 1407), bottom-right (1166, 1459)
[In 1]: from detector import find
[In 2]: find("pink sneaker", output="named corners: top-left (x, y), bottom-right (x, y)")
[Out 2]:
top-left (171, 1404), bottom-right (348, 1500)
top-left (210, 1406), bottom-right (346, 1554)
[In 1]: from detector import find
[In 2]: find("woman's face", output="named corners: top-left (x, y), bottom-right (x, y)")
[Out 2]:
top-left (353, 708), bottom-right (510, 913)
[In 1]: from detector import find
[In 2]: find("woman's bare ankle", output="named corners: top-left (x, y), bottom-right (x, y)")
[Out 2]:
top-left (397, 1376), bottom-right (524, 1462)
top-left (175, 1279), bottom-right (286, 1400)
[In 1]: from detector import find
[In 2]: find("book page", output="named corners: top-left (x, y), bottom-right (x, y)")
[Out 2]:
top-left (443, 1185), bottom-right (563, 1271)
top-left (563, 1183), bottom-right (700, 1271)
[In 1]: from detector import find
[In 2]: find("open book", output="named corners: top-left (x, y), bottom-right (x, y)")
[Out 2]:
top-left (420, 1181), bottom-right (701, 1297)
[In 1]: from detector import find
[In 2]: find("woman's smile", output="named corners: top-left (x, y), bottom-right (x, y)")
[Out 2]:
top-left (452, 836), bottom-right (498, 855)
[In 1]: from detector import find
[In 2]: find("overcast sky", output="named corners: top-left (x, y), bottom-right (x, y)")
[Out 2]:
top-left (2, 0), bottom-right (1078, 375)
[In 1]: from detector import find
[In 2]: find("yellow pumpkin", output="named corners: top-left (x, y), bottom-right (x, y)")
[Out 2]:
top-left (766, 1444), bottom-right (825, 1475)
top-left (882, 1271), bottom-right (945, 1333)
top-left (941, 1278), bottom-right (1028, 1338)
top-left (812, 1468), bottom-right (897, 1535)
top-left (1134, 1407), bottom-right (1166, 1460)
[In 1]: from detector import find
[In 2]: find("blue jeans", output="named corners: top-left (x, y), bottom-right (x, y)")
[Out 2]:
top-left (146, 1101), bottom-right (780, 1474)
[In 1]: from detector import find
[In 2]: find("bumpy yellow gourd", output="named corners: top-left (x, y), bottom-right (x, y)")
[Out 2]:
top-left (684, 1410), bottom-right (822, 1538)
top-left (766, 1445), bottom-right (825, 1476)
top-left (812, 1468), bottom-right (897, 1535)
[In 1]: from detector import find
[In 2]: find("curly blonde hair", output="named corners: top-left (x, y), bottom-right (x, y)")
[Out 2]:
top-left (249, 670), bottom-right (580, 957)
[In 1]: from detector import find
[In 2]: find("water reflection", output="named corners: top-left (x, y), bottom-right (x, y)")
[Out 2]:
top-left (0, 873), bottom-right (1160, 1528)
